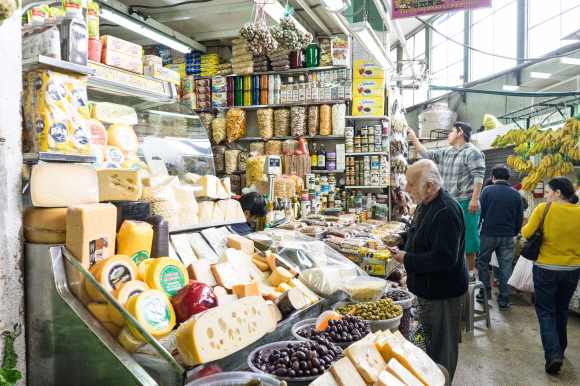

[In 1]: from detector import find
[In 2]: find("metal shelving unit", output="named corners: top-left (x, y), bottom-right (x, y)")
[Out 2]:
top-left (195, 65), bottom-right (348, 79)
top-left (345, 185), bottom-right (389, 189)
top-left (195, 100), bottom-right (346, 112)
top-left (345, 115), bottom-right (390, 121)
top-left (22, 55), bottom-right (96, 76)
top-left (23, 152), bottom-right (97, 163)
top-left (169, 219), bottom-right (245, 234)
top-left (346, 152), bottom-right (388, 156)
top-left (311, 170), bottom-right (345, 173)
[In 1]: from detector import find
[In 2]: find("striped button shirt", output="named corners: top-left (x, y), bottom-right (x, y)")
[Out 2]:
top-left (419, 143), bottom-right (486, 201)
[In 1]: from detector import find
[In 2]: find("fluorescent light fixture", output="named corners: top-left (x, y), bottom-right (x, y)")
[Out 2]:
top-left (530, 72), bottom-right (568, 81)
top-left (319, 0), bottom-right (351, 13)
top-left (264, 1), bottom-right (307, 33)
top-left (562, 57), bottom-right (580, 65)
top-left (329, 12), bottom-right (350, 36)
top-left (502, 85), bottom-right (520, 91)
top-left (100, 7), bottom-right (191, 53)
top-left (562, 29), bottom-right (580, 41)
top-left (347, 21), bottom-right (393, 71)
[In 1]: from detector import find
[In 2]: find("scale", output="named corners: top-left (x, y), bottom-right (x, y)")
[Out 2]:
top-left (263, 155), bottom-right (281, 198)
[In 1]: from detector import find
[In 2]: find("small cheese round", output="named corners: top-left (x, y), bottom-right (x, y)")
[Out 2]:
top-left (108, 280), bottom-right (150, 327)
top-left (125, 289), bottom-right (176, 341)
top-left (107, 123), bottom-right (138, 153)
top-left (118, 326), bottom-right (145, 353)
top-left (89, 119), bottom-right (108, 146)
top-left (144, 257), bottom-right (189, 300)
top-left (85, 255), bottom-right (139, 303)
top-left (88, 302), bottom-right (112, 323)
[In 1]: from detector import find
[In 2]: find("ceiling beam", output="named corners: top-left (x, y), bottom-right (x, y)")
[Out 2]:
top-left (294, 0), bottom-right (332, 36)
top-left (530, 72), bottom-right (569, 81)
top-left (151, 2), bottom-right (253, 23)
top-left (193, 29), bottom-right (240, 41)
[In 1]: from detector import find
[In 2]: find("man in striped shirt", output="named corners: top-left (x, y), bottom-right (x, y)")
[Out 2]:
top-left (407, 122), bottom-right (486, 281)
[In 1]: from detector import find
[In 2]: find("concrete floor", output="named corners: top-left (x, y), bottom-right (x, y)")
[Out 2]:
top-left (454, 276), bottom-right (580, 386)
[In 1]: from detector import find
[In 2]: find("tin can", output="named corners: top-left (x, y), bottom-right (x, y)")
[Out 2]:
top-left (371, 156), bottom-right (379, 170)
top-left (380, 164), bottom-right (389, 174)
top-left (380, 155), bottom-right (388, 166)
top-left (368, 134), bottom-right (374, 145)
top-left (380, 173), bottom-right (389, 186)
top-left (363, 156), bottom-right (370, 171)
top-left (252, 90), bottom-right (260, 105)
top-left (235, 91), bottom-right (243, 106)
top-left (346, 139), bottom-right (354, 153)
top-left (375, 125), bottom-right (382, 135)
top-left (364, 173), bottom-right (371, 186)
top-left (227, 77), bottom-right (236, 90)
top-left (301, 200), bottom-right (311, 218)
top-left (371, 171), bottom-right (379, 186)
top-left (252, 75), bottom-right (261, 90)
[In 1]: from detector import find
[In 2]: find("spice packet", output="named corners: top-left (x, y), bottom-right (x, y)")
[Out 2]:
top-left (86, 2), bottom-right (99, 38)
top-left (62, 0), bottom-right (83, 14)
top-left (27, 5), bottom-right (48, 23)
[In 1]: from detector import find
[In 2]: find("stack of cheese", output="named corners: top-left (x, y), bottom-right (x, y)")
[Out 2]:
top-left (141, 175), bottom-right (181, 227)
top-left (173, 186), bottom-right (199, 226)
top-left (309, 329), bottom-right (445, 386)
top-left (195, 175), bottom-right (246, 224)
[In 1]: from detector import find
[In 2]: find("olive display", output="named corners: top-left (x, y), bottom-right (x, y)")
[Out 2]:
top-left (296, 314), bottom-right (371, 344)
top-left (251, 341), bottom-right (343, 378)
top-left (335, 298), bottom-right (403, 321)
top-left (243, 379), bottom-right (287, 386)
top-left (382, 290), bottom-right (411, 302)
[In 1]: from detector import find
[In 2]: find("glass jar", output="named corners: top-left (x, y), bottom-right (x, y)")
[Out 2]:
top-left (311, 82), bottom-right (319, 102)
top-left (305, 82), bottom-right (312, 102)
top-left (305, 43), bottom-right (320, 68)
top-left (290, 49), bottom-right (305, 69)
top-left (227, 76), bottom-right (236, 90)
top-left (252, 75), bottom-right (261, 90)
top-left (299, 82), bottom-right (305, 102)
top-left (227, 91), bottom-right (235, 107)
top-left (345, 138), bottom-right (354, 153)
top-left (60, 12), bottom-right (88, 66)
top-left (235, 91), bottom-right (243, 106)
top-left (243, 75), bottom-right (252, 90)
top-left (281, 85), bottom-right (287, 103)
top-left (235, 76), bottom-right (244, 92)
top-left (260, 89), bottom-right (268, 105)
top-left (252, 90), bottom-right (260, 105)
top-left (243, 90), bottom-right (252, 106)
top-left (260, 74), bottom-right (269, 90)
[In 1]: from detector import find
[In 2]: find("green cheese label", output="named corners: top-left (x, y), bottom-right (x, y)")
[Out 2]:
top-left (159, 265), bottom-right (186, 296)
top-left (141, 296), bottom-right (171, 331)
top-left (131, 251), bottom-right (150, 265)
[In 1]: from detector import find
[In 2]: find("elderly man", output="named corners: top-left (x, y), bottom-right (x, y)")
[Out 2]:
top-left (388, 159), bottom-right (469, 382)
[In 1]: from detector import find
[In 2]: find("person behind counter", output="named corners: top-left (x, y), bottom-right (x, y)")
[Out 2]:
top-left (230, 192), bottom-right (269, 236)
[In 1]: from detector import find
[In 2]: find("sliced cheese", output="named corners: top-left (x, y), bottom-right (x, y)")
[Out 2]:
top-left (195, 175), bottom-right (218, 198)
top-left (258, 284), bottom-right (276, 298)
top-left (118, 326), bottom-right (145, 353)
top-left (375, 370), bottom-right (407, 386)
top-left (23, 207), bottom-right (67, 243)
top-left (210, 262), bottom-right (240, 290)
top-left (232, 281), bottom-right (260, 299)
top-left (211, 203), bottom-right (225, 222)
top-left (187, 259), bottom-right (217, 287)
top-left (219, 294), bottom-right (239, 305)
top-left (268, 267), bottom-right (293, 287)
top-left (254, 250), bottom-right (271, 263)
top-left (288, 279), bottom-right (320, 305)
top-left (212, 286), bottom-right (228, 297)
top-left (85, 255), bottom-right (139, 303)
top-left (221, 177), bottom-right (231, 198)
top-left (88, 302), bottom-right (112, 323)
top-left (386, 358), bottom-right (424, 386)
top-left (175, 296), bottom-right (273, 366)
top-left (197, 201), bottom-right (214, 223)
top-left (328, 357), bottom-right (367, 386)
top-left (251, 257), bottom-right (270, 272)
top-left (343, 341), bottom-right (387, 384)
top-left (98, 169), bottom-right (142, 202)
top-left (144, 257), bottom-right (189, 300)
top-left (92, 102), bottom-right (138, 125)
top-left (267, 292), bottom-right (283, 301)
top-left (216, 248), bottom-right (240, 264)
top-left (125, 289), bottom-right (176, 341)
top-left (310, 372), bottom-right (340, 386)
top-left (108, 280), bottom-right (150, 326)
top-left (31, 164), bottom-right (99, 207)
top-left (277, 283), bottom-right (292, 293)
top-left (107, 123), bottom-right (138, 153)
top-left (227, 234), bottom-right (254, 255)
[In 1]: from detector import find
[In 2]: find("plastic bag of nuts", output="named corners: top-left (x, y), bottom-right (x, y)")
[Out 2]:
top-left (231, 54), bottom-right (253, 63)
top-left (274, 109), bottom-right (290, 137)
top-left (233, 66), bottom-right (254, 76)
top-left (226, 109), bottom-right (246, 142)
top-left (238, 151), bottom-right (249, 172)
top-left (291, 106), bottom-right (307, 138)
top-left (246, 156), bottom-right (266, 187)
top-left (212, 144), bottom-right (227, 173)
top-left (250, 141), bottom-right (265, 154)
top-left (225, 149), bottom-right (241, 174)
top-left (332, 104), bottom-right (346, 136)
top-left (257, 108), bottom-right (274, 141)
top-left (282, 139), bottom-right (299, 151)
top-left (308, 105), bottom-right (319, 137)
top-left (198, 112), bottom-right (214, 139)
top-left (319, 104), bottom-right (332, 136)
top-left (265, 140), bottom-right (282, 155)
top-left (212, 110), bottom-right (227, 143)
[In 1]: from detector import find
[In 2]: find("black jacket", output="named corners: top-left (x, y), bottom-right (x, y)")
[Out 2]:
top-left (479, 181), bottom-right (524, 237)
top-left (230, 222), bottom-right (251, 236)
top-left (401, 188), bottom-right (469, 300)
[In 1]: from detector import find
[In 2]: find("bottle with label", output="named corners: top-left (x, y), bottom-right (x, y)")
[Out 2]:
top-left (310, 143), bottom-right (318, 170)
top-left (60, 12), bottom-right (89, 66)
top-left (284, 197), bottom-right (292, 221)
top-left (265, 195), bottom-right (274, 226)
top-left (276, 198), bottom-right (286, 222)
top-left (318, 144), bottom-right (326, 170)
top-left (292, 195), bottom-right (300, 220)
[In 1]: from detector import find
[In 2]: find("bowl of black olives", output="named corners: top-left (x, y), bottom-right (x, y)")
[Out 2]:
top-left (248, 340), bottom-right (343, 382)
top-left (292, 314), bottom-right (372, 348)
top-left (382, 288), bottom-right (414, 309)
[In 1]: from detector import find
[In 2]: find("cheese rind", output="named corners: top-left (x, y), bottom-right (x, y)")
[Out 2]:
top-left (227, 234), bottom-right (254, 255)
top-left (108, 280), bottom-right (151, 326)
top-left (216, 179), bottom-right (229, 199)
top-left (85, 255), bottom-right (139, 302)
top-left (268, 267), bottom-right (293, 287)
top-left (288, 279), bottom-right (320, 304)
top-left (386, 358), bottom-right (424, 386)
top-left (23, 207), bottom-right (67, 243)
top-left (212, 286), bottom-right (228, 297)
top-left (328, 357), bottom-right (367, 386)
top-left (175, 297), bottom-right (273, 366)
top-left (210, 262), bottom-right (240, 290)
top-left (126, 289), bottom-right (176, 341)
top-left (187, 259), bottom-right (217, 287)
top-left (343, 341), bottom-right (387, 384)
top-left (144, 257), bottom-right (189, 300)
top-left (31, 164), bottom-right (99, 207)
top-left (98, 169), bottom-right (142, 202)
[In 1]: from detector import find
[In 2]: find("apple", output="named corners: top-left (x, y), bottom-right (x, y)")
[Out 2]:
top-left (171, 281), bottom-right (219, 323)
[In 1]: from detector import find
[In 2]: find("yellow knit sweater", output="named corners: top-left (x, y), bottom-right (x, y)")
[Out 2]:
top-left (521, 202), bottom-right (580, 266)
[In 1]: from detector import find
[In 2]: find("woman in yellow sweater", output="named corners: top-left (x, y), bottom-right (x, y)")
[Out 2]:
top-left (522, 177), bottom-right (580, 373)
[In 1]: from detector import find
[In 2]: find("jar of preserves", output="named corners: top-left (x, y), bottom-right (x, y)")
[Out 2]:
top-left (243, 75), bottom-right (252, 90)
top-left (326, 152), bottom-right (336, 170)
top-left (290, 49), bottom-right (305, 69)
top-left (260, 90), bottom-right (268, 105)
top-left (305, 43), bottom-right (320, 68)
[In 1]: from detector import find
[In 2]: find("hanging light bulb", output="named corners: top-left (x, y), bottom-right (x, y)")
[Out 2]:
top-left (348, 21), bottom-right (393, 71)
top-left (319, 0), bottom-right (351, 13)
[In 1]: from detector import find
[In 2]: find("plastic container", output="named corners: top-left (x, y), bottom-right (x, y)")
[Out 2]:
top-left (60, 12), bottom-right (89, 66)
top-left (185, 372), bottom-right (281, 386)
top-left (291, 318), bottom-right (360, 348)
top-left (305, 43), bottom-right (320, 68)
top-left (340, 276), bottom-right (387, 302)
top-left (88, 37), bottom-right (102, 62)
top-left (331, 300), bottom-right (402, 332)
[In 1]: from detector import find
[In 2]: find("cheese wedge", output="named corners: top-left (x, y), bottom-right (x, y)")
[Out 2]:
top-left (221, 178), bottom-right (231, 198)
top-left (343, 341), bottom-right (387, 384)
top-left (328, 357), bottom-right (367, 386)
top-left (195, 175), bottom-right (218, 198)
top-left (375, 370), bottom-right (407, 386)
top-left (386, 358), bottom-right (424, 386)
top-left (197, 201), bottom-right (214, 223)
top-left (251, 257), bottom-right (270, 271)
top-left (211, 203), bottom-right (225, 222)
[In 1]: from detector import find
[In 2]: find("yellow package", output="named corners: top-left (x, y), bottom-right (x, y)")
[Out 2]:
top-left (353, 60), bottom-right (385, 80)
top-left (33, 70), bottom-right (70, 113)
top-left (66, 75), bottom-right (90, 119)
top-left (68, 114), bottom-right (91, 155)
top-left (353, 79), bottom-right (385, 98)
top-left (352, 97), bottom-right (385, 116)
top-left (117, 220), bottom-right (154, 265)
top-left (22, 73), bottom-right (31, 116)
top-left (34, 108), bottom-right (71, 153)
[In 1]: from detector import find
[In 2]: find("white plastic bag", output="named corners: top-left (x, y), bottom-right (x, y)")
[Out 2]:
top-left (507, 257), bottom-right (534, 292)
top-left (490, 252), bottom-right (499, 268)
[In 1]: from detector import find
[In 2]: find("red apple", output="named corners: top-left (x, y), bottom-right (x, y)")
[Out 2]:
top-left (171, 281), bottom-right (219, 323)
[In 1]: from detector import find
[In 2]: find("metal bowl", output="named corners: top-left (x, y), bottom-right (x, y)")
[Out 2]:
top-left (331, 300), bottom-right (403, 332)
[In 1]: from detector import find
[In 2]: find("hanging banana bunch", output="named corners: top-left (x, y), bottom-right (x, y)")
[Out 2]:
top-left (525, 142), bottom-right (544, 157)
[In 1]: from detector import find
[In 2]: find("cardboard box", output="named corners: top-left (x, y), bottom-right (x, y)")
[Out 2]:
top-left (143, 64), bottom-right (180, 85)
top-left (143, 55), bottom-right (163, 67)
top-left (353, 79), bottom-right (385, 98)
top-left (360, 257), bottom-right (389, 276)
top-left (101, 35), bottom-right (142, 58)
top-left (352, 96), bottom-right (385, 116)
top-left (353, 60), bottom-right (385, 80)
top-left (211, 99), bottom-right (227, 108)
top-left (101, 49), bottom-right (143, 74)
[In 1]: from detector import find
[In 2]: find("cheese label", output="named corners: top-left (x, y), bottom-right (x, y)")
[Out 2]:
top-left (131, 251), bottom-right (150, 265)
top-left (124, 287), bottom-right (145, 305)
top-left (106, 147), bottom-right (124, 163)
top-left (105, 262), bottom-right (133, 291)
top-left (141, 296), bottom-right (172, 330)
top-left (89, 237), bottom-right (109, 268)
top-left (160, 265), bottom-right (186, 296)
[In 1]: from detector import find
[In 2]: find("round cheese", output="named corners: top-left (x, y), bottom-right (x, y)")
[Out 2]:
top-left (88, 302), bottom-right (112, 323)
top-left (101, 145), bottom-right (125, 164)
top-left (108, 280), bottom-right (151, 326)
top-left (85, 255), bottom-right (139, 302)
top-left (121, 160), bottom-right (147, 170)
top-left (123, 152), bottom-right (141, 162)
top-left (117, 221), bottom-right (154, 265)
top-left (100, 161), bottom-right (121, 169)
top-left (89, 119), bottom-right (108, 146)
top-left (138, 259), bottom-right (155, 281)
top-left (144, 257), bottom-right (189, 300)
top-left (125, 289), bottom-right (176, 341)
top-left (107, 123), bottom-right (138, 153)
top-left (23, 207), bottom-right (67, 243)
top-left (118, 326), bottom-right (145, 353)
top-left (102, 322), bottom-right (122, 337)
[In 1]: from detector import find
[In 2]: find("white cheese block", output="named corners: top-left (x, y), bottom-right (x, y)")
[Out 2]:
top-left (343, 341), bottom-right (387, 384)
top-left (310, 371), bottom-right (340, 386)
top-left (227, 234), bottom-right (254, 254)
top-left (211, 203), bottom-right (225, 222)
top-left (187, 259), bottom-right (217, 287)
top-left (195, 175), bottom-right (218, 198)
top-left (197, 201), bottom-right (214, 223)
top-left (375, 370), bottom-right (407, 386)
top-left (221, 177), bottom-right (231, 198)
top-left (187, 233), bottom-right (219, 264)
top-left (92, 102), bottom-right (138, 125)
top-left (210, 262), bottom-right (240, 290)
top-left (142, 174), bottom-right (170, 187)
top-left (234, 201), bottom-right (245, 220)
top-left (175, 297), bottom-right (273, 366)
top-left (386, 358), bottom-right (424, 386)
top-left (185, 173), bottom-right (202, 184)
top-left (97, 169), bottom-right (142, 202)
top-left (328, 357), bottom-right (367, 386)
top-left (216, 179), bottom-right (229, 199)
top-left (30, 164), bottom-right (99, 207)
top-left (218, 294), bottom-right (239, 305)
top-left (216, 248), bottom-right (241, 264)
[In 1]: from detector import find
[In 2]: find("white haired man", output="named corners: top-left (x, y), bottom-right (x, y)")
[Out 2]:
top-left (388, 159), bottom-right (469, 383)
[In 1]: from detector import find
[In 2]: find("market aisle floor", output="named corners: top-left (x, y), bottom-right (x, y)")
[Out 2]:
top-left (454, 277), bottom-right (580, 386)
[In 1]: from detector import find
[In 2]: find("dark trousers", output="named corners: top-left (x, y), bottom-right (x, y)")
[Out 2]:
top-left (532, 265), bottom-right (580, 361)
top-left (419, 294), bottom-right (463, 384)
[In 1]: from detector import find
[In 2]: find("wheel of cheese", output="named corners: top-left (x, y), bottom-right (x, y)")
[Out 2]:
top-left (118, 326), bottom-right (145, 353)
top-left (137, 259), bottom-right (155, 281)
top-left (107, 123), bottom-right (138, 153)
top-left (144, 257), bottom-right (189, 300)
top-left (117, 221), bottom-right (154, 265)
top-left (108, 280), bottom-right (151, 327)
top-left (125, 289), bottom-right (176, 341)
top-left (101, 145), bottom-right (125, 164)
top-left (89, 119), bottom-right (108, 146)
top-left (121, 160), bottom-right (147, 170)
top-left (85, 255), bottom-right (139, 302)
top-left (100, 161), bottom-right (121, 169)
top-left (90, 144), bottom-right (104, 164)
top-left (88, 302), bottom-right (112, 323)
top-left (102, 322), bottom-right (122, 337)
top-left (23, 207), bottom-right (67, 243)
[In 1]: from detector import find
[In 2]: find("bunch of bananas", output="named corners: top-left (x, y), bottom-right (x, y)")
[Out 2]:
top-left (527, 125), bottom-right (540, 141)
top-left (568, 146), bottom-right (580, 160)
top-left (514, 142), bottom-right (529, 154)
top-left (535, 130), bottom-right (554, 148)
top-left (525, 142), bottom-right (544, 156)
top-left (546, 161), bottom-right (573, 178)
top-left (521, 166), bottom-right (546, 192)
top-left (507, 155), bottom-right (534, 173)
top-left (540, 153), bottom-right (561, 168)
top-left (491, 133), bottom-right (512, 148)
top-left (562, 117), bottom-right (580, 137)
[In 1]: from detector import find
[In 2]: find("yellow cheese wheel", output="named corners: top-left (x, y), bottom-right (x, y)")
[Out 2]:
top-left (144, 257), bottom-right (189, 300)
top-left (89, 118), bottom-right (108, 146)
top-left (101, 145), bottom-right (125, 164)
top-left (108, 280), bottom-right (151, 327)
top-left (23, 207), bottom-right (67, 243)
top-left (125, 289), bottom-right (176, 341)
top-left (138, 259), bottom-right (155, 281)
top-left (107, 123), bottom-right (138, 153)
top-left (117, 221), bottom-right (154, 265)
top-left (85, 255), bottom-right (139, 303)
top-left (102, 322), bottom-right (122, 337)
top-left (88, 302), bottom-right (112, 323)
top-left (118, 326), bottom-right (145, 353)
top-left (121, 160), bottom-right (147, 170)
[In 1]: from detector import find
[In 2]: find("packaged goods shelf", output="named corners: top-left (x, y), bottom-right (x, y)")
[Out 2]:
top-left (311, 170), bottom-right (345, 173)
top-left (345, 115), bottom-right (390, 121)
top-left (236, 135), bottom-right (346, 141)
top-left (346, 152), bottom-right (389, 156)
top-left (22, 55), bottom-right (97, 76)
top-left (168, 219), bottom-right (245, 234)
top-left (195, 65), bottom-right (349, 79)
top-left (345, 185), bottom-right (389, 189)
top-left (195, 100), bottom-right (346, 112)
top-left (23, 152), bottom-right (98, 163)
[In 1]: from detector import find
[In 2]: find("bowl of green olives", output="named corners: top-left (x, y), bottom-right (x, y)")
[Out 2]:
top-left (331, 298), bottom-right (403, 332)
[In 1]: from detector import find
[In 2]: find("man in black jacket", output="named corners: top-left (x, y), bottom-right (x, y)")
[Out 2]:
top-left (388, 159), bottom-right (469, 383)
